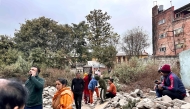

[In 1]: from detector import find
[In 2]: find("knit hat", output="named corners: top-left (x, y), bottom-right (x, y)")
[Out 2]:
top-left (160, 64), bottom-right (171, 72)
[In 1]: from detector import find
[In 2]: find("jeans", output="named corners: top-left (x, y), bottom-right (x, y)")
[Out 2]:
top-left (156, 89), bottom-right (185, 100)
top-left (24, 104), bottom-right (42, 109)
top-left (74, 93), bottom-right (82, 109)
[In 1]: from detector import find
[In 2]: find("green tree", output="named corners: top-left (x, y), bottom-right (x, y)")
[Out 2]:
top-left (0, 35), bottom-right (21, 66)
top-left (86, 9), bottom-right (119, 68)
top-left (14, 17), bottom-right (73, 67)
top-left (71, 21), bottom-right (91, 63)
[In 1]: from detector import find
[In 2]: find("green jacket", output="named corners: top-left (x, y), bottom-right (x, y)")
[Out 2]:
top-left (94, 75), bottom-right (107, 89)
top-left (25, 75), bottom-right (44, 107)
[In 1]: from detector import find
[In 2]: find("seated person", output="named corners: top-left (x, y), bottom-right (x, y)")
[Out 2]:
top-left (156, 64), bottom-right (186, 100)
top-left (106, 78), bottom-right (117, 98)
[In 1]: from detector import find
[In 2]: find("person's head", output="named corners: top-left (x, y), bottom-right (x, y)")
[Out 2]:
top-left (94, 74), bottom-right (100, 80)
top-left (0, 79), bottom-right (27, 109)
top-left (29, 66), bottom-right (40, 75)
top-left (76, 72), bottom-right (81, 78)
top-left (160, 64), bottom-right (171, 76)
top-left (84, 73), bottom-right (88, 77)
top-left (157, 66), bottom-right (164, 75)
top-left (108, 78), bottom-right (114, 85)
top-left (56, 78), bottom-right (67, 90)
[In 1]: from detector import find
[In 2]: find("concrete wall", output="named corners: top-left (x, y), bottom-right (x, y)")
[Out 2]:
top-left (179, 49), bottom-right (190, 89)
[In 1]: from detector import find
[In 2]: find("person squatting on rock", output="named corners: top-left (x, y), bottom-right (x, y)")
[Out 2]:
top-left (154, 66), bottom-right (164, 97)
top-left (71, 72), bottom-right (84, 109)
top-left (88, 75), bottom-right (98, 106)
top-left (83, 73), bottom-right (92, 104)
top-left (24, 66), bottom-right (44, 109)
top-left (0, 79), bottom-right (28, 109)
top-left (52, 78), bottom-right (73, 109)
top-left (156, 64), bottom-right (186, 100)
top-left (94, 74), bottom-right (107, 104)
top-left (106, 78), bottom-right (117, 98)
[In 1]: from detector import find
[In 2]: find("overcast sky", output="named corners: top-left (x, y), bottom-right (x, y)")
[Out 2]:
top-left (0, 0), bottom-right (188, 54)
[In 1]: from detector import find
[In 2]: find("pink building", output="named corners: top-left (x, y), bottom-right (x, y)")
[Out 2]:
top-left (152, 3), bottom-right (190, 56)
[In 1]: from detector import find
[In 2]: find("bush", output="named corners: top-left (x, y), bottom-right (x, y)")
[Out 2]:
top-left (41, 68), bottom-right (75, 87)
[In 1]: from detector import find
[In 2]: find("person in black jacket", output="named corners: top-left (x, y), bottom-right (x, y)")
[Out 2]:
top-left (71, 72), bottom-right (84, 109)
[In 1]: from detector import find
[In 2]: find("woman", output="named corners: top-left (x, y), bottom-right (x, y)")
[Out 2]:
top-left (83, 73), bottom-right (92, 104)
top-left (52, 78), bottom-right (73, 109)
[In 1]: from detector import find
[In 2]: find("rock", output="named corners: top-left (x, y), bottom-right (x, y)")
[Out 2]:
top-left (181, 103), bottom-right (190, 109)
top-left (162, 95), bottom-right (172, 103)
top-left (184, 96), bottom-right (190, 103)
top-left (149, 90), bottom-right (156, 96)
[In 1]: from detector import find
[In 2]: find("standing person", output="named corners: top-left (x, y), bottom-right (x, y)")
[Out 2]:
top-left (94, 70), bottom-right (100, 99)
top-left (24, 66), bottom-right (44, 109)
top-left (52, 78), bottom-right (73, 109)
top-left (88, 75), bottom-right (98, 106)
top-left (156, 64), bottom-right (186, 100)
top-left (83, 73), bottom-right (92, 104)
top-left (94, 75), bottom-right (107, 104)
top-left (0, 79), bottom-right (28, 109)
top-left (71, 72), bottom-right (84, 109)
top-left (106, 78), bottom-right (117, 98)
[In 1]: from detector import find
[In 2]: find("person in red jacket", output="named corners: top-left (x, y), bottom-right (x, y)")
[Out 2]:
top-left (83, 73), bottom-right (92, 104)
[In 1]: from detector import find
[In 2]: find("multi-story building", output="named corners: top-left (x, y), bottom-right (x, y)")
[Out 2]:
top-left (152, 3), bottom-right (190, 56)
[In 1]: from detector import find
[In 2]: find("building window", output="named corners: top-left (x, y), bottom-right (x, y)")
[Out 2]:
top-left (175, 13), bottom-right (181, 18)
top-left (175, 43), bottom-right (184, 49)
top-left (158, 19), bottom-right (165, 25)
top-left (159, 33), bottom-right (165, 39)
top-left (174, 28), bottom-right (183, 36)
top-left (159, 47), bottom-right (166, 52)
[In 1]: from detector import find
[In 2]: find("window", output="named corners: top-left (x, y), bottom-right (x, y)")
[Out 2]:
top-left (159, 47), bottom-right (166, 52)
top-left (175, 13), bottom-right (181, 18)
top-left (175, 43), bottom-right (184, 49)
top-left (159, 33), bottom-right (165, 39)
top-left (158, 19), bottom-right (165, 25)
top-left (174, 28), bottom-right (183, 36)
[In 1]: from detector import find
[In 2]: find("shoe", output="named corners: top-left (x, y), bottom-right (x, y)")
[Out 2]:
top-left (90, 104), bottom-right (94, 106)
top-left (99, 100), bottom-right (104, 104)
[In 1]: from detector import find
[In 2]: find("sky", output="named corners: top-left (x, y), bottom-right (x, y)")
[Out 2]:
top-left (0, 0), bottom-right (188, 54)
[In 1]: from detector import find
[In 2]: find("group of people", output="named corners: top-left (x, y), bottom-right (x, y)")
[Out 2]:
top-left (70, 69), bottom-right (117, 109)
top-left (0, 64), bottom-right (187, 109)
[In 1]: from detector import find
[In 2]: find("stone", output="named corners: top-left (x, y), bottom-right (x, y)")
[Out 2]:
top-left (181, 103), bottom-right (190, 109)
top-left (162, 95), bottom-right (172, 103)
top-left (184, 96), bottom-right (190, 103)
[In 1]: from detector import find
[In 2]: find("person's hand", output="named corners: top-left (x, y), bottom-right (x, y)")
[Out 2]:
top-left (158, 84), bottom-right (163, 90)
top-left (29, 70), bottom-right (37, 76)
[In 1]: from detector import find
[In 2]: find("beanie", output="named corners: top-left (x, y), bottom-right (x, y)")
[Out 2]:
top-left (161, 64), bottom-right (171, 72)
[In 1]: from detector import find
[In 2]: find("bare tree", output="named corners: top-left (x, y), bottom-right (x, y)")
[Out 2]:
top-left (122, 27), bottom-right (150, 60)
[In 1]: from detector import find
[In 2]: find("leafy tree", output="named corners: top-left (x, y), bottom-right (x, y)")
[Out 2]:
top-left (71, 21), bottom-right (91, 63)
top-left (0, 35), bottom-right (21, 66)
top-left (86, 9), bottom-right (119, 68)
top-left (14, 17), bottom-right (73, 67)
top-left (122, 27), bottom-right (150, 60)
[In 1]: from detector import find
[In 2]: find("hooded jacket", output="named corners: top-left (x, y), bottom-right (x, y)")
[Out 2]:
top-left (94, 75), bottom-right (107, 89)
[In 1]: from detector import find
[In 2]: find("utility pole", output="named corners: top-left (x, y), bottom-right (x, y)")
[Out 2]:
top-left (167, 30), bottom-right (176, 55)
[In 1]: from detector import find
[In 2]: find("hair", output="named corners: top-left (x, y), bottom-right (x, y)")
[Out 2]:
top-left (57, 78), bottom-right (67, 86)
top-left (32, 66), bottom-right (41, 74)
top-left (88, 73), bottom-right (92, 82)
top-left (109, 78), bottom-right (114, 83)
top-left (0, 80), bottom-right (28, 109)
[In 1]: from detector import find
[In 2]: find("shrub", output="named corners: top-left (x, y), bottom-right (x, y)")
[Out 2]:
top-left (41, 68), bottom-right (75, 87)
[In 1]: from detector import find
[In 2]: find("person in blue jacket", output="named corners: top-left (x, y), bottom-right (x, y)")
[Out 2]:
top-left (88, 75), bottom-right (98, 106)
top-left (156, 64), bottom-right (186, 100)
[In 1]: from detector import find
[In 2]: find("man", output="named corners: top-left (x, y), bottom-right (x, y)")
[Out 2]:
top-left (71, 72), bottom-right (84, 109)
top-left (24, 66), bottom-right (44, 109)
top-left (94, 74), bottom-right (107, 104)
top-left (106, 78), bottom-right (117, 98)
top-left (0, 79), bottom-right (28, 109)
top-left (157, 64), bottom-right (186, 100)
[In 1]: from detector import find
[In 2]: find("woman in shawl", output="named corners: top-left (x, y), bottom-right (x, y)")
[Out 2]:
top-left (52, 78), bottom-right (73, 109)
